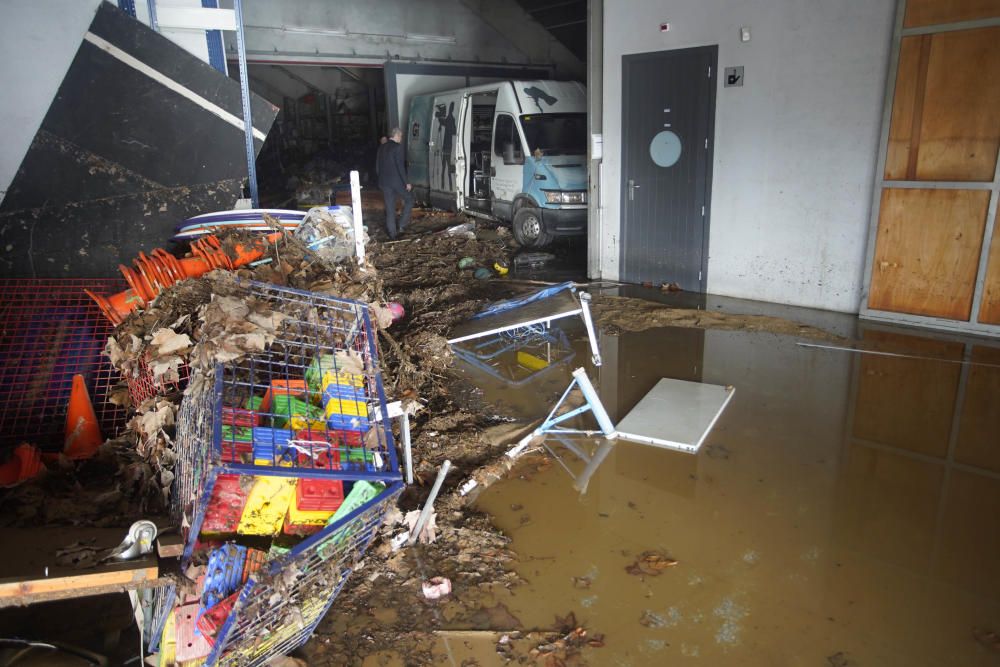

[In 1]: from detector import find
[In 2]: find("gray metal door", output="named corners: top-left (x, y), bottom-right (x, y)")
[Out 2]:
top-left (620, 46), bottom-right (717, 290)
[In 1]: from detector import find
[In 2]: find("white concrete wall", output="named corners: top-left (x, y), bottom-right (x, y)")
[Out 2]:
top-left (0, 0), bottom-right (103, 206)
top-left (601, 0), bottom-right (896, 313)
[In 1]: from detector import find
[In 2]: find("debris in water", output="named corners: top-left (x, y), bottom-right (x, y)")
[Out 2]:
top-left (973, 628), bottom-right (1000, 653)
top-left (625, 550), bottom-right (679, 576)
top-left (421, 576), bottom-right (452, 600)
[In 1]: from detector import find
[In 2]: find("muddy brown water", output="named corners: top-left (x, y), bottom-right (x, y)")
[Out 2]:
top-left (453, 297), bottom-right (1000, 666)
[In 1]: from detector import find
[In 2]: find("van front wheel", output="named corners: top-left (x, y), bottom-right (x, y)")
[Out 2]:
top-left (512, 208), bottom-right (552, 248)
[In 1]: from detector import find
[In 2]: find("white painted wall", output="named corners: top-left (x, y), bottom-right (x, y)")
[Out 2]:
top-left (601, 0), bottom-right (896, 313)
top-left (0, 0), bottom-right (103, 206)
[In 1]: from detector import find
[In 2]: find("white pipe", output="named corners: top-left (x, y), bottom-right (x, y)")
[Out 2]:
top-left (408, 460), bottom-right (451, 546)
top-left (402, 412), bottom-right (413, 485)
top-left (578, 292), bottom-right (602, 367)
top-left (350, 170), bottom-right (365, 266)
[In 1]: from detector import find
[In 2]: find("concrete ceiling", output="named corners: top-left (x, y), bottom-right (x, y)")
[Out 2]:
top-left (514, 0), bottom-right (587, 61)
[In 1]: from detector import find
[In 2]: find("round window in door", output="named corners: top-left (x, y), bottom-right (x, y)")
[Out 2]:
top-left (649, 130), bottom-right (682, 168)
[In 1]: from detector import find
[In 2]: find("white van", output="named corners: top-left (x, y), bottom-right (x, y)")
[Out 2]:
top-left (406, 80), bottom-right (587, 248)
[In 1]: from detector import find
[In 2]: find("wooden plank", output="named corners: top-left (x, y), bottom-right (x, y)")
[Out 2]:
top-left (885, 36), bottom-right (924, 180)
top-left (0, 562), bottom-right (158, 600)
top-left (157, 533), bottom-right (184, 559)
top-left (915, 27), bottom-right (1000, 181)
top-left (955, 345), bottom-right (1000, 473)
top-left (852, 329), bottom-right (963, 458)
top-left (905, 36), bottom-right (934, 180)
top-left (978, 220), bottom-right (1000, 323)
top-left (868, 188), bottom-right (990, 319)
top-left (904, 0), bottom-right (1000, 28)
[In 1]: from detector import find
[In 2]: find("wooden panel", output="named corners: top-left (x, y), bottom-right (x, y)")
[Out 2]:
top-left (869, 188), bottom-right (990, 319)
top-left (979, 220), bottom-right (1000, 323)
top-left (884, 36), bottom-right (927, 179)
top-left (915, 27), bottom-right (1000, 181)
top-left (955, 345), bottom-right (1000, 473)
top-left (904, 0), bottom-right (1000, 28)
top-left (852, 330), bottom-right (963, 457)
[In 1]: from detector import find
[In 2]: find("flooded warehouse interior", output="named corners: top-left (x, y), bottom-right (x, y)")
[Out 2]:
top-left (0, 0), bottom-right (998, 665)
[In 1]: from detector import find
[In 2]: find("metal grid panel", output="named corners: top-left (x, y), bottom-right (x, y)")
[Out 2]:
top-left (175, 280), bottom-right (399, 562)
top-left (127, 354), bottom-right (190, 407)
top-left (146, 583), bottom-right (177, 653)
top-left (207, 482), bottom-right (403, 666)
top-left (0, 279), bottom-right (128, 449)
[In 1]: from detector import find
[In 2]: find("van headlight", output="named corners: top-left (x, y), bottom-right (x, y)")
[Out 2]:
top-left (542, 190), bottom-right (586, 205)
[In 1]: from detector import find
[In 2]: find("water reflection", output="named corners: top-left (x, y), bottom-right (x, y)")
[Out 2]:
top-left (464, 314), bottom-right (1000, 666)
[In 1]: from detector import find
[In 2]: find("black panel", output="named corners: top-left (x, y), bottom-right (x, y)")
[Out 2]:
top-left (88, 3), bottom-right (275, 123)
top-left (0, 2), bottom-right (278, 278)
top-left (619, 46), bottom-right (717, 290)
top-left (0, 179), bottom-right (243, 278)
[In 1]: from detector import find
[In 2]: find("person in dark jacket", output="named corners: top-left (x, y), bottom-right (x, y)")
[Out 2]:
top-left (377, 128), bottom-right (413, 240)
top-left (374, 135), bottom-right (387, 179)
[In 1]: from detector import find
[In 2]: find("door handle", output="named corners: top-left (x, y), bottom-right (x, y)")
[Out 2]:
top-left (628, 179), bottom-right (641, 201)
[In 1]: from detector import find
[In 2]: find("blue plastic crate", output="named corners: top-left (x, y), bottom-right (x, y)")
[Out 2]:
top-left (202, 544), bottom-right (247, 610)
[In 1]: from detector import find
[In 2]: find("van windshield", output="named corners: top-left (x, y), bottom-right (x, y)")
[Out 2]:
top-left (520, 113), bottom-right (586, 157)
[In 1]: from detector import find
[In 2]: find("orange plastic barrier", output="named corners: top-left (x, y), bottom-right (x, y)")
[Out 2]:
top-left (86, 232), bottom-right (283, 325)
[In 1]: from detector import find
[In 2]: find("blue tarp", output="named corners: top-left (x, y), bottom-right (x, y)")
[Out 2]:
top-left (471, 282), bottom-right (577, 320)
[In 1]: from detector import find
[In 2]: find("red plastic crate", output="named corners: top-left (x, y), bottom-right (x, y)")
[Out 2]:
top-left (221, 406), bottom-right (259, 427)
top-left (296, 478), bottom-right (344, 511)
top-left (200, 475), bottom-right (247, 534)
top-left (0, 279), bottom-right (130, 450)
top-left (196, 592), bottom-right (238, 644)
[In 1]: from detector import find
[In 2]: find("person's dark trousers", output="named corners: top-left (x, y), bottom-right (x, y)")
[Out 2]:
top-left (383, 187), bottom-right (414, 240)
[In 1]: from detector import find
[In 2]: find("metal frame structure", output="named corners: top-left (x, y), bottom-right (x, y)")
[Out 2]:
top-left (158, 281), bottom-right (402, 665)
top-left (206, 481), bottom-right (403, 666)
top-left (452, 327), bottom-right (576, 386)
top-left (0, 279), bottom-right (129, 449)
top-left (233, 0), bottom-right (259, 207)
top-left (175, 281), bottom-right (400, 566)
top-left (447, 285), bottom-right (602, 366)
top-left (859, 1), bottom-right (1000, 336)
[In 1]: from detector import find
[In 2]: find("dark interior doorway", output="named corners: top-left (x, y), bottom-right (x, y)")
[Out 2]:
top-left (232, 63), bottom-right (387, 208)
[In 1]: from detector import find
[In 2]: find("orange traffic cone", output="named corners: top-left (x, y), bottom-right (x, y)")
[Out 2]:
top-left (64, 374), bottom-right (103, 459)
top-left (0, 443), bottom-right (44, 487)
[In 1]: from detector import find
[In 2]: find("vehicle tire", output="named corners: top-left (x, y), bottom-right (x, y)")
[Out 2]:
top-left (512, 207), bottom-right (552, 248)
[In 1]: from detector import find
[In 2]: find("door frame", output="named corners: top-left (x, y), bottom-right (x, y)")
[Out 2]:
top-left (619, 45), bottom-right (717, 291)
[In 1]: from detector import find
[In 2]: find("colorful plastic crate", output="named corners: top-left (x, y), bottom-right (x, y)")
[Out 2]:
top-left (200, 475), bottom-right (248, 535)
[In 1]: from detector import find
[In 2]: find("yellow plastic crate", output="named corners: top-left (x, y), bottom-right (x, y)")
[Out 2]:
top-left (321, 370), bottom-right (365, 389)
top-left (159, 609), bottom-right (176, 667)
top-left (252, 457), bottom-right (295, 468)
top-left (323, 397), bottom-right (368, 419)
top-left (238, 477), bottom-right (296, 536)
top-left (287, 414), bottom-right (328, 431)
top-left (287, 504), bottom-right (336, 526)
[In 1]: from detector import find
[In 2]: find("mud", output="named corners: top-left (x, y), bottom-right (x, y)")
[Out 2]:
top-left (591, 294), bottom-right (848, 343)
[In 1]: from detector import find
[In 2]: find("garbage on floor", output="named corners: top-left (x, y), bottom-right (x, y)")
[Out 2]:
top-left (0, 192), bottom-right (647, 664)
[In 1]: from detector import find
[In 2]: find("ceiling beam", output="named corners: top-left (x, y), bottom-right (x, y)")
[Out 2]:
top-left (526, 0), bottom-right (585, 14)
